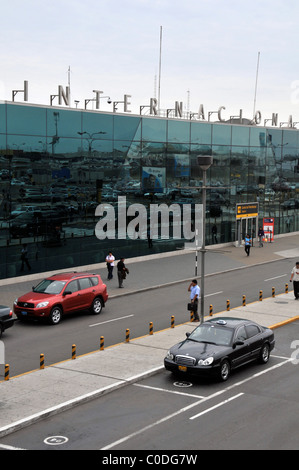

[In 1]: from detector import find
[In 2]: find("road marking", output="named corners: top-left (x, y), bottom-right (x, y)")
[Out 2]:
top-left (206, 291), bottom-right (223, 297)
top-left (264, 274), bottom-right (287, 282)
top-left (190, 393), bottom-right (244, 420)
top-left (134, 383), bottom-right (205, 399)
top-left (89, 314), bottom-right (134, 327)
top-left (100, 358), bottom-right (292, 450)
top-left (0, 444), bottom-right (25, 450)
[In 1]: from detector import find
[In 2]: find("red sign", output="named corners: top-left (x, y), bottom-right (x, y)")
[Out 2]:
top-left (263, 218), bottom-right (274, 242)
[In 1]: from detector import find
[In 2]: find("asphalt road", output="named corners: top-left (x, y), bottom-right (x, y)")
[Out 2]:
top-left (0, 321), bottom-right (298, 451)
top-left (1, 258), bottom-right (293, 377)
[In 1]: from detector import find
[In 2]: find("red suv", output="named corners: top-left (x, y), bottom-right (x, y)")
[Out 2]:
top-left (14, 272), bottom-right (108, 325)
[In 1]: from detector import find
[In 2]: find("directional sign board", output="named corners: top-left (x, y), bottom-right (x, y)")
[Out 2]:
top-left (236, 202), bottom-right (259, 219)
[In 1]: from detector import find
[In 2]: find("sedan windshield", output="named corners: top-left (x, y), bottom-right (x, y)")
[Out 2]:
top-left (33, 279), bottom-right (66, 294)
top-left (189, 324), bottom-right (233, 346)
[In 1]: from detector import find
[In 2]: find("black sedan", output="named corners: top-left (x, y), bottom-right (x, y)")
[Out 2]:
top-left (0, 305), bottom-right (14, 338)
top-left (164, 317), bottom-right (275, 381)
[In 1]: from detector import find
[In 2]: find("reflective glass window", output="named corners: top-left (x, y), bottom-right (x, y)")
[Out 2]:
top-left (282, 129), bottom-right (298, 148)
top-left (47, 108), bottom-right (82, 138)
top-left (114, 115), bottom-right (141, 141)
top-left (249, 127), bottom-right (267, 147)
top-left (168, 120), bottom-right (190, 143)
top-left (212, 124), bottom-right (232, 145)
top-left (7, 104), bottom-right (46, 136)
top-left (190, 122), bottom-right (212, 144)
top-left (81, 112), bottom-right (113, 139)
top-left (0, 103), bottom-right (6, 134)
top-left (231, 125), bottom-right (249, 146)
top-left (142, 117), bottom-right (167, 142)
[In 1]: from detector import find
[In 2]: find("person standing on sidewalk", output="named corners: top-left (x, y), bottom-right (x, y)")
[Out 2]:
top-left (258, 226), bottom-right (265, 247)
top-left (290, 261), bottom-right (299, 300)
top-left (188, 279), bottom-right (200, 321)
top-left (244, 234), bottom-right (252, 256)
top-left (105, 251), bottom-right (115, 280)
top-left (117, 257), bottom-right (129, 288)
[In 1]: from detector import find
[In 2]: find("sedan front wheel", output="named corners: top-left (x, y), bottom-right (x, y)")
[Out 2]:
top-left (219, 359), bottom-right (230, 381)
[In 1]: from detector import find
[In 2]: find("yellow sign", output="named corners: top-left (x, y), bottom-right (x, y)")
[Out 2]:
top-left (236, 202), bottom-right (259, 219)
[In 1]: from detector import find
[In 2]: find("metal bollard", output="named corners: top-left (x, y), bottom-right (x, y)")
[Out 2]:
top-left (100, 336), bottom-right (104, 350)
top-left (4, 364), bottom-right (9, 381)
top-left (149, 322), bottom-right (153, 335)
top-left (285, 283), bottom-right (289, 294)
top-left (171, 315), bottom-right (175, 328)
top-left (272, 287), bottom-right (275, 298)
top-left (259, 290), bottom-right (263, 301)
top-left (72, 344), bottom-right (76, 360)
top-left (209, 304), bottom-right (213, 316)
top-left (40, 353), bottom-right (44, 370)
top-left (226, 300), bottom-right (230, 311)
top-left (126, 328), bottom-right (130, 342)
top-left (242, 295), bottom-right (246, 307)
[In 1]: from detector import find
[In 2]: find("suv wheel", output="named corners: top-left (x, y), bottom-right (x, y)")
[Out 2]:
top-left (49, 306), bottom-right (62, 325)
top-left (91, 297), bottom-right (103, 315)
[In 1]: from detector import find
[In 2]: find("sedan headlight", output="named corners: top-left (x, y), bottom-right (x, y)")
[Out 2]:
top-left (166, 350), bottom-right (174, 360)
top-left (14, 298), bottom-right (18, 305)
top-left (36, 301), bottom-right (49, 308)
top-left (198, 357), bottom-right (214, 366)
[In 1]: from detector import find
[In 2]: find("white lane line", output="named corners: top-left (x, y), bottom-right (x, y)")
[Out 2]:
top-left (189, 393), bottom-right (244, 420)
top-left (264, 274), bottom-right (287, 282)
top-left (100, 358), bottom-right (292, 450)
top-left (89, 314), bottom-right (134, 327)
top-left (134, 383), bottom-right (205, 399)
top-left (206, 291), bottom-right (223, 297)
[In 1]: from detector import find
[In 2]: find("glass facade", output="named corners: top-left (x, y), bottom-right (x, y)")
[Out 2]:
top-left (0, 101), bottom-right (298, 279)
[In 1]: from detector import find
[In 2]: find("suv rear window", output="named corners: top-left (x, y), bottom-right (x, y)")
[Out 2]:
top-left (90, 276), bottom-right (99, 286)
top-left (78, 278), bottom-right (92, 290)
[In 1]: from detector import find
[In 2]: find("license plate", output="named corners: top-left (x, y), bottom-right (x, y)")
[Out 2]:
top-left (21, 311), bottom-right (27, 315)
top-left (178, 365), bottom-right (187, 372)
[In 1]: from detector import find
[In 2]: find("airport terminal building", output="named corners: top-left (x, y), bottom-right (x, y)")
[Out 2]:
top-left (0, 96), bottom-right (299, 279)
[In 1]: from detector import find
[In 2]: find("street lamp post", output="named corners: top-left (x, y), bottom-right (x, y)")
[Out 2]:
top-left (197, 155), bottom-right (213, 323)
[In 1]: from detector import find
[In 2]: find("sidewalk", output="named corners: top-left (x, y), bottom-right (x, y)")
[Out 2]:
top-left (0, 233), bottom-right (299, 437)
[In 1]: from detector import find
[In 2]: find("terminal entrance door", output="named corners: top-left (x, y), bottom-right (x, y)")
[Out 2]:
top-left (235, 202), bottom-right (259, 247)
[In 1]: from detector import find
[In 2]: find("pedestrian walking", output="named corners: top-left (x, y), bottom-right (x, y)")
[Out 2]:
top-left (290, 261), bottom-right (299, 300)
top-left (244, 234), bottom-right (252, 256)
top-left (212, 224), bottom-right (218, 244)
top-left (258, 226), bottom-right (264, 247)
top-left (117, 257), bottom-right (129, 288)
top-left (188, 279), bottom-right (200, 321)
top-left (20, 244), bottom-right (31, 272)
top-left (105, 251), bottom-right (115, 280)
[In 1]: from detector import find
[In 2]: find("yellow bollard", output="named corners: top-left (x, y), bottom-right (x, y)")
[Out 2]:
top-left (272, 287), bottom-right (275, 298)
top-left (72, 344), bottom-right (76, 360)
top-left (242, 295), bottom-right (246, 307)
top-left (171, 316), bottom-right (175, 328)
top-left (226, 300), bottom-right (230, 311)
top-left (100, 336), bottom-right (104, 350)
top-left (4, 364), bottom-right (9, 381)
top-left (190, 311), bottom-right (194, 322)
top-left (149, 322), bottom-right (153, 335)
top-left (259, 290), bottom-right (263, 301)
top-left (40, 353), bottom-right (44, 370)
top-left (126, 328), bottom-right (130, 342)
top-left (209, 304), bottom-right (213, 316)
top-left (285, 283), bottom-right (289, 294)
